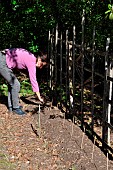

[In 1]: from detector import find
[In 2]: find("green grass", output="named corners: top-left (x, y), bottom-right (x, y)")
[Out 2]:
top-left (0, 152), bottom-right (16, 170)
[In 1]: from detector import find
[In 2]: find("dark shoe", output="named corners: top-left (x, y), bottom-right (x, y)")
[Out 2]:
top-left (8, 106), bottom-right (22, 112)
top-left (19, 105), bottom-right (23, 109)
top-left (13, 108), bottom-right (26, 115)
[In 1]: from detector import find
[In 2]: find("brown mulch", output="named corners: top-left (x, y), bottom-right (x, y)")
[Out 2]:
top-left (0, 96), bottom-right (113, 170)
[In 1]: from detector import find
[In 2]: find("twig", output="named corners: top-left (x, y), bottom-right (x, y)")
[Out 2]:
top-left (31, 124), bottom-right (39, 137)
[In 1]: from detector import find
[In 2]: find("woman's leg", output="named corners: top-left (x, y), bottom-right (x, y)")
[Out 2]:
top-left (11, 77), bottom-right (20, 109)
top-left (0, 52), bottom-right (20, 109)
top-left (8, 84), bottom-right (12, 110)
top-left (7, 77), bottom-right (20, 109)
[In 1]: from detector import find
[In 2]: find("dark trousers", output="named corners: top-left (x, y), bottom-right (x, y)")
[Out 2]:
top-left (0, 52), bottom-right (20, 109)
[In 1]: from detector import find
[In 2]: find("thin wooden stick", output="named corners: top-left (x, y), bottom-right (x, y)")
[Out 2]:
top-left (91, 136), bottom-right (96, 161)
top-left (107, 152), bottom-right (109, 170)
top-left (38, 104), bottom-right (41, 138)
top-left (71, 116), bottom-right (74, 137)
top-left (63, 112), bottom-right (65, 127)
top-left (81, 126), bottom-right (85, 149)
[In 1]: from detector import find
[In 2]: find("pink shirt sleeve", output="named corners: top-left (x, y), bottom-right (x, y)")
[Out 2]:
top-left (27, 63), bottom-right (39, 92)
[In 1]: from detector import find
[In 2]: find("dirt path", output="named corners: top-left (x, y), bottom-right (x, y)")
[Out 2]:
top-left (0, 97), bottom-right (113, 170)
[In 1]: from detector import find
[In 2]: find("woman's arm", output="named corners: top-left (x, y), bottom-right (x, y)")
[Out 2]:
top-left (26, 54), bottom-right (44, 103)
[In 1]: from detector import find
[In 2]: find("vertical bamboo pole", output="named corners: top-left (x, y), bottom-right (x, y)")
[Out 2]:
top-left (68, 42), bottom-right (71, 109)
top-left (80, 10), bottom-right (85, 150)
top-left (49, 29), bottom-right (52, 89)
top-left (91, 26), bottom-right (96, 132)
top-left (55, 24), bottom-right (58, 84)
top-left (81, 9), bottom-right (85, 128)
top-left (107, 58), bottom-right (112, 146)
top-left (72, 25), bottom-right (76, 111)
top-left (66, 29), bottom-right (69, 110)
top-left (102, 37), bottom-right (110, 147)
top-left (71, 25), bottom-right (76, 131)
top-left (47, 30), bottom-right (50, 87)
top-left (60, 31), bottom-right (63, 87)
top-left (60, 31), bottom-right (63, 102)
top-left (50, 28), bottom-right (54, 90)
top-left (70, 26), bottom-right (76, 137)
top-left (38, 104), bottom-right (41, 138)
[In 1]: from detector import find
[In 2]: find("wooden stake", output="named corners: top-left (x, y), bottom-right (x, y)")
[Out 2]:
top-left (81, 126), bottom-right (85, 149)
top-left (38, 104), bottom-right (41, 137)
top-left (71, 116), bottom-right (74, 137)
top-left (91, 136), bottom-right (96, 161)
top-left (63, 112), bottom-right (65, 127)
top-left (107, 152), bottom-right (109, 170)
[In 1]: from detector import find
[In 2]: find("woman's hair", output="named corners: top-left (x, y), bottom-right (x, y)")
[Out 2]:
top-left (40, 54), bottom-right (48, 62)
top-left (36, 53), bottom-right (48, 63)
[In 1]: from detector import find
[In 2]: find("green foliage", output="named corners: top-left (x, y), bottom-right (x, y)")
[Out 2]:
top-left (0, 83), bottom-right (8, 96)
top-left (0, 0), bottom-right (112, 52)
top-left (105, 4), bottom-right (113, 20)
top-left (0, 152), bottom-right (16, 170)
top-left (71, 165), bottom-right (77, 170)
top-left (0, 0), bottom-right (49, 50)
top-left (28, 41), bottom-right (39, 53)
top-left (20, 80), bottom-right (34, 97)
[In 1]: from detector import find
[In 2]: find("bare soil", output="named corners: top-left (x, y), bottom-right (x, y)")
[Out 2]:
top-left (0, 95), bottom-right (113, 170)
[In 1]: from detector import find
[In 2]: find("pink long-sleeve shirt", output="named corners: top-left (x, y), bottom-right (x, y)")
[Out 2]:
top-left (5, 48), bottom-right (39, 92)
